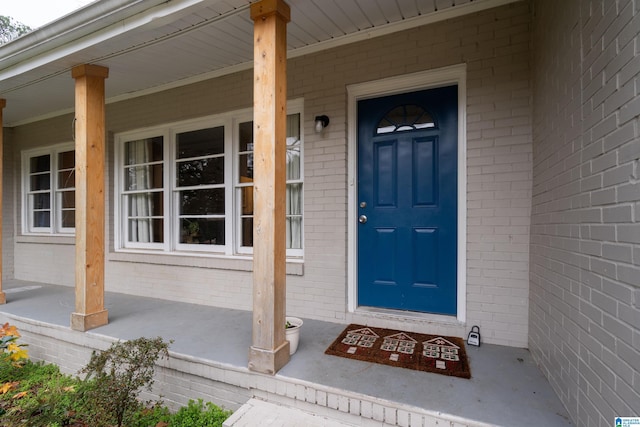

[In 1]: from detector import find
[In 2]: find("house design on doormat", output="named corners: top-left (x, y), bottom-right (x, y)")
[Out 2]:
top-left (381, 332), bottom-right (417, 355)
top-left (341, 327), bottom-right (379, 349)
top-left (423, 337), bottom-right (461, 362)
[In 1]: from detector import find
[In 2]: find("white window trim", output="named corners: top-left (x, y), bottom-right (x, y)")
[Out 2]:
top-left (21, 142), bottom-right (76, 236)
top-left (171, 118), bottom-right (232, 255)
top-left (346, 64), bottom-right (468, 324)
top-left (115, 128), bottom-right (170, 251)
top-left (114, 99), bottom-right (304, 258)
top-left (233, 110), bottom-right (256, 256)
top-left (232, 107), bottom-right (305, 258)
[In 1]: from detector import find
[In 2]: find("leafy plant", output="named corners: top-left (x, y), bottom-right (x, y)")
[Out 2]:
top-left (79, 336), bottom-right (170, 427)
top-left (0, 323), bottom-right (28, 365)
top-left (0, 336), bottom-right (232, 427)
top-left (127, 402), bottom-right (172, 427)
top-left (171, 399), bottom-right (232, 427)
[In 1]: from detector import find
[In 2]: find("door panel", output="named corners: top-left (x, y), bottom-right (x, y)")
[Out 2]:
top-left (374, 141), bottom-right (398, 207)
top-left (373, 228), bottom-right (398, 285)
top-left (412, 138), bottom-right (437, 206)
top-left (357, 85), bottom-right (458, 315)
top-left (412, 227), bottom-right (438, 287)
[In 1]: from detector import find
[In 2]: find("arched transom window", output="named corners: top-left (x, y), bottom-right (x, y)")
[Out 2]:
top-left (376, 104), bottom-right (436, 134)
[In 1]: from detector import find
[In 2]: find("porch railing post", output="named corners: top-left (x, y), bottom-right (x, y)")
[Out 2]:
top-left (70, 64), bottom-right (109, 331)
top-left (248, 0), bottom-right (291, 374)
top-left (0, 99), bottom-right (5, 305)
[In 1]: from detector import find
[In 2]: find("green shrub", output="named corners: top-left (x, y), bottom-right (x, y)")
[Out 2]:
top-left (171, 399), bottom-right (232, 427)
top-left (127, 402), bottom-right (172, 427)
top-left (0, 336), bottom-right (232, 427)
top-left (79, 336), bottom-right (170, 427)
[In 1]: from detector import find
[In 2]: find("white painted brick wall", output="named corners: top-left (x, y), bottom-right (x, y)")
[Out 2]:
top-left (8, 3), bottom-right (533, 347)
top-left (0, 314), bottom-right (250, 412)
top-left (457, 2), bottom-right (533, 347)
top-left (292, 2), bottom-right (532, 345)
top-left (530, 0), bottom-right (640, 426)
top-left (3, 128), bottom-right (15, 280)
top-left (14, 242), bottom-right (75, 285)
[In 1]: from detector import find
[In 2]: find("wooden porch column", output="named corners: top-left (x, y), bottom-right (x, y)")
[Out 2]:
top-left (70, 64), bottom-right (108, 331)
top-left (0, 99), bottom-right (5, 305)
top-left (248, 0), bottom-right (291, 374)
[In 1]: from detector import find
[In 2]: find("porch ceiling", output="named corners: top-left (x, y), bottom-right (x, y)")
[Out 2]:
top-left (0, 0), bottom-right (520, 126)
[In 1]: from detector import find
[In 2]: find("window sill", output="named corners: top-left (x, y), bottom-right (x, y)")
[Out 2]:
top-left (108, 250), bottom-right (304, 276)
top-left (16, 235), bottom-right (75, 245)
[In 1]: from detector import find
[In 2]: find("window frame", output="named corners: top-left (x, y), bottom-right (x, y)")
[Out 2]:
top-left (234, 114), bottom-right (255, 255)
top-left (233, 111), bottom-right (304, 257)
top-left (171, 118), bottom-right (232, 254)
top-left (21, 143), bottom-right (76, 235)
top-left (117, 128), bottom-right (170, 251)
top-left (114, 99), bottom-right (304, 258)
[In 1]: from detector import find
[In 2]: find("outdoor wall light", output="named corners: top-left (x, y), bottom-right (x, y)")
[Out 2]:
top-left (314, 115), bottom-right (330, 133)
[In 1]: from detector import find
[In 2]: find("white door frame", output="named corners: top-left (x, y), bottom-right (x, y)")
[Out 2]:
top-left (346, 64), bottom-right (468, 323)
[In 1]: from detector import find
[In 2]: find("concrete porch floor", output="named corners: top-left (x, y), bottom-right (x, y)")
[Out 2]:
top-left (0, 279), bottom-right (572, 426)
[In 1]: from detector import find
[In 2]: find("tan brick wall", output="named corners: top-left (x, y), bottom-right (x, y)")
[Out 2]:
top-left (530, 0), bottom-right (640, 425)
top-left (9, 3), bottom-right (533, 347)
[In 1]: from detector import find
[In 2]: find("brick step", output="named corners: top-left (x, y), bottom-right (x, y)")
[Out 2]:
top-left (248, 381), bottom-right (497, 427)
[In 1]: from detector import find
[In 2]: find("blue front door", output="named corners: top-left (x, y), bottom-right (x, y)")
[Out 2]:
top-left (357, 85), bottom-right (458, 315)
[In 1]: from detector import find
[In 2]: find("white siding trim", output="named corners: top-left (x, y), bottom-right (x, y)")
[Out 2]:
top-left (346, 64), bottom-right (468, 324)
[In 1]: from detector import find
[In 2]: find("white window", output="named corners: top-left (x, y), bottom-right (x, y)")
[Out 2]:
top-left (22, 144), bottom-right (76, 234)
top-left (175, 124), bottom-right (226, 249)
top-left (115, 102), bottom-right (304, 257)
top-left (121, 134), bottom-right (165, 248)
top-left (235, 113), bottom-right (303, 256)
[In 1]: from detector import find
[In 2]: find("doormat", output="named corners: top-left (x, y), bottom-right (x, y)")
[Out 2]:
top-left (325, 324), bottom-right (471, 379)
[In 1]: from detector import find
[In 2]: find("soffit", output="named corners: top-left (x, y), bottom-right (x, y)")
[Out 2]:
top-left (0, 0), bottom-right (521, 126)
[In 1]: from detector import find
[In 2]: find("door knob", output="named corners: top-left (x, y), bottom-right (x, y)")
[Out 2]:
top-left (359, 215), bottom-right (368, 224)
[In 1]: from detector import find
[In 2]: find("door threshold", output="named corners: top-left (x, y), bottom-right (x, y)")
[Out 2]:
top-left (351, 306), bottom-right (463, 327)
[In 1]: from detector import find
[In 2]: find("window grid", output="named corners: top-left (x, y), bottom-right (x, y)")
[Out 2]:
top-left (175, 126), bottom-right (227, 249)
top-left (122, 136), bottom-right (166, 248)
top-left (234, 113), bottom-right (303, 256)
top-left (28, 155), bottom-right (51, 231)
top-left (116, 101), bottom-right (304, 258)
top-left (23, 144), bottom-right (76, 235)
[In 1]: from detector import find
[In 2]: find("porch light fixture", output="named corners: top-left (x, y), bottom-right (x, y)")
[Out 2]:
top-left (314, 115), bottom-right (330, 133)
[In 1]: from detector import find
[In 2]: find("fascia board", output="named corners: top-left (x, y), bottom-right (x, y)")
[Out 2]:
top-left (0, 0), bottom-right (210, 78)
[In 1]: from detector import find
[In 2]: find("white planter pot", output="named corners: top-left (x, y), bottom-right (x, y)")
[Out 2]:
top-left (285, 316), bottom-right (303, 355)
